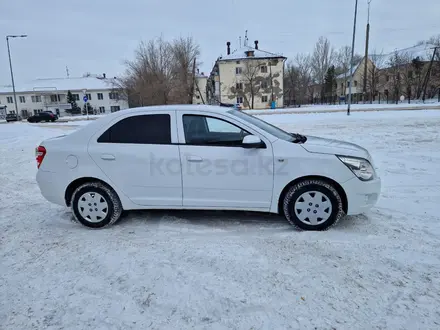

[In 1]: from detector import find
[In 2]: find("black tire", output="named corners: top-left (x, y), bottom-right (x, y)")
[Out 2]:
top-left (71, 181), bottom-right (123, 228)
top-left (282, 179), bottom-right (344, 231)
top-left (51, 119), bottom-right (55, 122)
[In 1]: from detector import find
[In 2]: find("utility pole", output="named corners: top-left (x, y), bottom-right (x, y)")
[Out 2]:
top-left (6, 35), bottom-right (27, 117)
top-left (363, 0), bottom-right (372, 103)
top-left (189, 58), bottom-right (196, 104)
top-left (421, 46), bottom-right (439, 102)
top-left (347, 0), bottom-right (359, 116)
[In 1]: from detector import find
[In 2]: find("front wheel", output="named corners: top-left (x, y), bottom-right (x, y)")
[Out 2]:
top-left (283, 179), bottom-right (344, 231)
top-left (71, 182), bottom-right (123, 228)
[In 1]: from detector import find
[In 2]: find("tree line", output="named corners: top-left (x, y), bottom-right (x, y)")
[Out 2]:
top-left (284, 34), bottom-right (440, 105)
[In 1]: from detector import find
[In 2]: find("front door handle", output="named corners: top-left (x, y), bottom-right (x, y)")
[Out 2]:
top-left (101, 154), bottom-right (115, 161)
top-left (187, 155), bottom-right (203, 163)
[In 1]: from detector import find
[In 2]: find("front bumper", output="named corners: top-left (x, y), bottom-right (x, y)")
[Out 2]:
top-left (341, 176), bottom-right (381, 215)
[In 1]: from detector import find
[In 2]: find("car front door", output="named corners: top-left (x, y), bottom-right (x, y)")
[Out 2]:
top-left (177, 111), bottom-right (274, 210)
top-left (88, 111), bottom-right (182, 206)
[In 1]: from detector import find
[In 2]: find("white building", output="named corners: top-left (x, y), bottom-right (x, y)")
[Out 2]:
top-left (207, 40), bottom-right (287, 109)
top-left (0, 75), bottom-right (129, 118)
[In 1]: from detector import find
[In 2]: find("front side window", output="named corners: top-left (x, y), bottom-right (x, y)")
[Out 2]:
top-left (183, 115), bottom-right (249, 146)
top-left (98, 114), bottom-right (171, 144)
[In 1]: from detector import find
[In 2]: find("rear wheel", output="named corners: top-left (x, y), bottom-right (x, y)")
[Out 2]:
top-left (71, 182), bottom-right (122, 228)
top-left (283, 179), bottom-right (344, 231)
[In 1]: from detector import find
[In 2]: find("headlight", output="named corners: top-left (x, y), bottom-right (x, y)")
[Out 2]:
top-left (337, 156), bottom-right (375, 181)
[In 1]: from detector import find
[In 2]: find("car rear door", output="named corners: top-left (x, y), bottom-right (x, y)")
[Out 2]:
top-left (88, 110), bottom-right (182, 206)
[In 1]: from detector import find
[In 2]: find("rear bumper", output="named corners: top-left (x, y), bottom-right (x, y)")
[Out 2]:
top-left (36, 170), bottom-right (66, 206)
top-left (341, 176), bottom-right (381, 215)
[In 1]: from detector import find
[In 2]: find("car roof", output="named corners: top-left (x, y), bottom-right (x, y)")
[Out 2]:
top-left (125, 104), bottom-right (231, 113)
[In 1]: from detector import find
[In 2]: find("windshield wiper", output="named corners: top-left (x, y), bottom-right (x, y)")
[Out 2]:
top-left (290, 133), bottom-right (307, 144)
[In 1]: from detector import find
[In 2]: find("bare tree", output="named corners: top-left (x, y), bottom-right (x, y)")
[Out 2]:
top-left (365, 51), bottom-right (386, 103)
top-left (311, 37), bottom-right (335, 101)
top-left (171, 37), bottom-right (201, 103)
top-left (387, 50), bottom-right (406, 104)
top-left (284, 54), bottom-right (312, 105)
top-left (234, 59), bottom-right (263, 109)
top-left (118, 36), bottom-right (201, 107)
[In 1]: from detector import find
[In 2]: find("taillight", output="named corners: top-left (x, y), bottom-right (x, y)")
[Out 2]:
top-left (36, 146), bottom-right (46, 168)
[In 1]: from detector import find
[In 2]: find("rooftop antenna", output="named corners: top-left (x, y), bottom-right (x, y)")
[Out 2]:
top-left (239, 36), bottom-right (241, 47)
top-left (66, 66), bottom-right (70, 78)
top-left (244, 30), bottom-right (248, 46)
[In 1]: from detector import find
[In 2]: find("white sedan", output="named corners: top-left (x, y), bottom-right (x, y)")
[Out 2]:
top-left (36, 105), bottom-right (381, 231)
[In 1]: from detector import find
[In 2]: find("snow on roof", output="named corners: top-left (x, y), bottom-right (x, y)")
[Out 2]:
top-left (0, 77), bottom-right (119, 94)
top-left (371, 43), bottom-right (437, 69)
top-left (218, 46), bottom-right (285, 61)
top-left (336, 62), bottom-right (363, 79)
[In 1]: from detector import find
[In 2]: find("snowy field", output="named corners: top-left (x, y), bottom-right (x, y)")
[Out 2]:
top-left (1, 110), bottom-right (440, 329)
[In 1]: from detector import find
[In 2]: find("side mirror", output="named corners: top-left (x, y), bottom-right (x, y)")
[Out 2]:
top-left (242, 135), bottom-right (265, 148)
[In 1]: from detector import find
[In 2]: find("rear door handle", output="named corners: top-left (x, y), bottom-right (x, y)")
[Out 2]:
top-left (101, 154), bottom-right (115, 161)
top-left (187, 155), bottom-right (203, 163)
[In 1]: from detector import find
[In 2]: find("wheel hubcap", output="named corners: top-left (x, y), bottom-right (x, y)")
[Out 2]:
top-left (294, 191), bottom-right (332, 225)
top-left (77, 192), bottom-right (108, 223)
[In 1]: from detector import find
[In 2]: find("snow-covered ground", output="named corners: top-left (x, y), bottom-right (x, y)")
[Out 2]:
top-left (1, 110), bottom-right (440, 329)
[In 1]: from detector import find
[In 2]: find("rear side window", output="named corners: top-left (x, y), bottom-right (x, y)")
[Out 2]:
top-left (98, 114), bottom-right (171, 144)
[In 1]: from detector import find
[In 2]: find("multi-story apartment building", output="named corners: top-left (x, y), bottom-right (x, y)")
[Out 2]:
top-left (207, 40), bottom-right (286, 109)
top-left (0, 75), bottom-right (128, 118)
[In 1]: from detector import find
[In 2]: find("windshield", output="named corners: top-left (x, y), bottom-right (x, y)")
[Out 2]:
top-left (228, 110), bottom-right (294, 141)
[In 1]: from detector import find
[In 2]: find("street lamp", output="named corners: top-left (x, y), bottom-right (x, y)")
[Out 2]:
top-left (6, 34), bottom-right (27, 118)
top-left (347, 0), bottom-right (358, 116)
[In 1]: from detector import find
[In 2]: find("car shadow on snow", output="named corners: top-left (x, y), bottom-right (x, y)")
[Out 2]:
top-left (113, 209), bottom-right (370, 232)
top-left (116, 209), bottom-right (290, 230)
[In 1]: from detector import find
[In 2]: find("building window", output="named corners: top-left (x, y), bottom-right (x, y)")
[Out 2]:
top-left (19, 96), bottom-right (26, 103)
top-left (408, 71), bottom-right (413, 79)
top-left (86, 93), bottom-right (92, 101)
top-left (6, 96), bottom-right (13, 103)
top-left (31, 95), bottom-right (42, 103)
top-left (260, 66), bottom-right (268, 73)
top-left (236, 82), bottom-right (243, 90)
top-left (109, 92), bottom-right (119, 100)
top-left (72, 94), bottom-right (80, 101)
top-left (386, 75), bottom-right (390, 82)
top-left (237, 96), bottom-right (243, 104)
top-left (354, 81), bottom-right (358, 87)
top-left (99, 106), bottom-right (105, 113)
top-left (236, 61), bottom-right (240, 64)
top-left (50, 94), bottom-right (61, 102)
top-left (235, 67), bottom-right (242, 75)
top-left (262, 95), bottom-right (268, 103)
top-left (97, 93), bottom-right (103, 100)
top-left (261, 81), bottom-right (268, 89)
top-left (110, 106), bottom-right (120, 112)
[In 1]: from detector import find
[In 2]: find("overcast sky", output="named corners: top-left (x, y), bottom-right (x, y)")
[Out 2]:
top-left (1, 0), bottom-right (439, 85)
